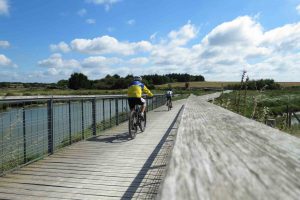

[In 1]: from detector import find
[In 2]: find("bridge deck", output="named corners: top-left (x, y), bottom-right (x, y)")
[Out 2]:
top-left (0, 100), bottom-right (185, 200)
top-left (158, 94), bottom-right (300, 200)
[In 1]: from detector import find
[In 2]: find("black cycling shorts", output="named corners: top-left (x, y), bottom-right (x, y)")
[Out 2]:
top-left (128, 98), bottom-right (145, 110)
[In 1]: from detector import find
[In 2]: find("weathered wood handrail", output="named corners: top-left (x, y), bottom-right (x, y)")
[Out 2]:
top-left (158, 94), bottom-right (300, 200)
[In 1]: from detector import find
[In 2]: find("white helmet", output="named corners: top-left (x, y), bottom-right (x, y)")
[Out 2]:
top-left (133, 76), bottom-right (142, 81)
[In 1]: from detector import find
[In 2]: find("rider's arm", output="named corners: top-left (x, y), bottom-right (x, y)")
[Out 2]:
top-left (143, 85), bottom-right (153, 97)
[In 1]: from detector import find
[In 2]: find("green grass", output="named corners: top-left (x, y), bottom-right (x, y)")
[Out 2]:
top-left (157, 81), bottom-right (300, 90)
top-left (156, 81), bottom-right (237, 89)
top-left (1, 82), bottom-right (300, 96)
top-left (215, 88), bottom-right (300, 137)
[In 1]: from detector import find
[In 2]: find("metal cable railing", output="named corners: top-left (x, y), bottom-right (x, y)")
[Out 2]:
top-left (0, 95), bottom-right (166, 175)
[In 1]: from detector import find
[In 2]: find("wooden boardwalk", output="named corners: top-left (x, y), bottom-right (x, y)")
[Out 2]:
top-left (0, 100), bottom-right (185, 200)
top-left (158, 94), bottom-right (300, 200)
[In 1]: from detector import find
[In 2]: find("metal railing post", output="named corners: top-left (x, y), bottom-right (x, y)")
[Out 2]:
top-left (152, 97), bottom-right (154, 110)
top-left (125, 99), bottom-right (128, 120)
top-left (109, 99), bottom-right (112, 127)
top-left (146, 98), bottom-right (149, 112)
top-left (81, 100), bottom-right (84, 139)
top-left (102, 99), bottom-right (105, 130)
top-left (47, 99), bottom-right (54, 154)
top-left (115, 99), bottom-right (119, 125)
top-left (22, 105), bottom-right (27, 163)
top-left (92, 98), bottom-right (96, 136)
top-left (158, 96), bottom-right (160, 106)
top-left (121, 98), bottom-right (124, 121)
top-left (68, 100), bottom-right (72, 145)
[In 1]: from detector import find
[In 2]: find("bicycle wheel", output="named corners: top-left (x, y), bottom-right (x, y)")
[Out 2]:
top-left (167, 100), bottom-right (171, 111)
top-left (139, 111), bottom-right (147, 132)
top-left (128, 111), bottom-right (137, 139)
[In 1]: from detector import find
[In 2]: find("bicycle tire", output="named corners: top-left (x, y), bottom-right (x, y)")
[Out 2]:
top-left (167, 100), bottom-right (172, 111)
top-left (128, 111), bottom-right (137, 139)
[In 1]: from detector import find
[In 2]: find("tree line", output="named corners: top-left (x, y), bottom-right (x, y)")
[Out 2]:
top-left (0, 73), bottom-right (205, 90)
top-left (63, 73), bottom-right (205, 90)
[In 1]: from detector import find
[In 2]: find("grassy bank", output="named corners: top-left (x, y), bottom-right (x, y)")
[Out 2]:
top-left (157, 81), bottom-right (300, 89)
top-left (215, 88), bottom-right (300, 136)
top-left (2, 82), bottom-right (299, 96)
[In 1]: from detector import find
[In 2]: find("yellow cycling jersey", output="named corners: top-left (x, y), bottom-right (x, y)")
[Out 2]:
top-left (127, 81), bottom-right (153, 98)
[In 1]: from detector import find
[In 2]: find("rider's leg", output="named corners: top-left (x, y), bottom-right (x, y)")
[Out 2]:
top-left (141, 105), bottom-right (145, 113)
top-left (140, 98), bottom-right (146, 116)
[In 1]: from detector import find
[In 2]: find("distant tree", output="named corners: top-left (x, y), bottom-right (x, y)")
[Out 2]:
top-left (113, 74), bottom-right (120, 79)
top-left (0, 82), bottom-right (10, 88)
top-left (125, 74), bottom-right (134, 80)
top-left (57, 80), bottom-right (68, 88)
top-left (68, 73), bottom-right (91, 90)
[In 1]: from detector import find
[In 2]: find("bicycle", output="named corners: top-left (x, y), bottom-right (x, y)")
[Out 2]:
top-left (166, 98), bottom-right (172, 111)
top-left (128, 104), bottom-right (147, 139)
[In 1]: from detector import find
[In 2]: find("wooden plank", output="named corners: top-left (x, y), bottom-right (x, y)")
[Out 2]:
top-left (0, 187), bottom-right (127, 200)
top-left (158, 94), bottom-right (300, 200)
top-left (0, 192), bottom-right (71, 200)
top-left (0, 100), bottom-right (184, 199)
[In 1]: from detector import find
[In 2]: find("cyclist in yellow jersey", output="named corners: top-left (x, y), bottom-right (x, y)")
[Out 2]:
top-left (128, 76), bottom-right (153, 117)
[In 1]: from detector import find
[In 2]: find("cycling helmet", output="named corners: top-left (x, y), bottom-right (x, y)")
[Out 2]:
top-left (133, 76), bottom-right (142, 81)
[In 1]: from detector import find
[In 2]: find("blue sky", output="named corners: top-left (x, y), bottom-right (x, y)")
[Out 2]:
top-left (0, 0), bottom-right (300, 82)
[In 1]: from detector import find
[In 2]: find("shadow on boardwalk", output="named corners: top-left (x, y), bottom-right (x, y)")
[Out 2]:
top-left (121, 105), bottom-right (184, 199)
top-left (87, 132), bottom-right (131, 143)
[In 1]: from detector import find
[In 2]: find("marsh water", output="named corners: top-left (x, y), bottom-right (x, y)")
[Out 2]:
top-left (0, 97), bottom-right (157, 171)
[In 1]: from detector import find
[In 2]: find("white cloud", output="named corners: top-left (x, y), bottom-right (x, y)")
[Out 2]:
top-left (50, 42), bottom-right (70, 53)
top-left (0, 54), bottom-right (17, 67)
top-left (70, 35), bottom-right (152, 55)
top-left (77, 8), bottom-right (87, 16)
top-left (0, 0), bottom-right (9, 16)
top-left (37, 54), bottom-right (82, 80)
top-left (262, 22), bottom-right (300, 53)
top-left (128, 57), bottom-right (149, 65)
top-left (0, 40), bottom-right (10, 48)
top-left (168, 21), bottom-right (198, 46)
top-left (82, 56), bottom-right (122, 68)
top-left (150, 32), bottom-right (158, 41)
top-left (86, 18), bottom-right (96, 24)
top-left (202, 16), bottom-right (263, 47)
top-left (38, 53), bottom-right (80, 69)
top-left (296, 4), bottom-right (300, 14)
top-left (86, 0), bottom-right (121, 11)
top-left (37, 16), bottom-right (300, 81)
top-left (127, 19), bottom-right (135, 26)
top-left (143, 17), bottom-right (300, 81)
